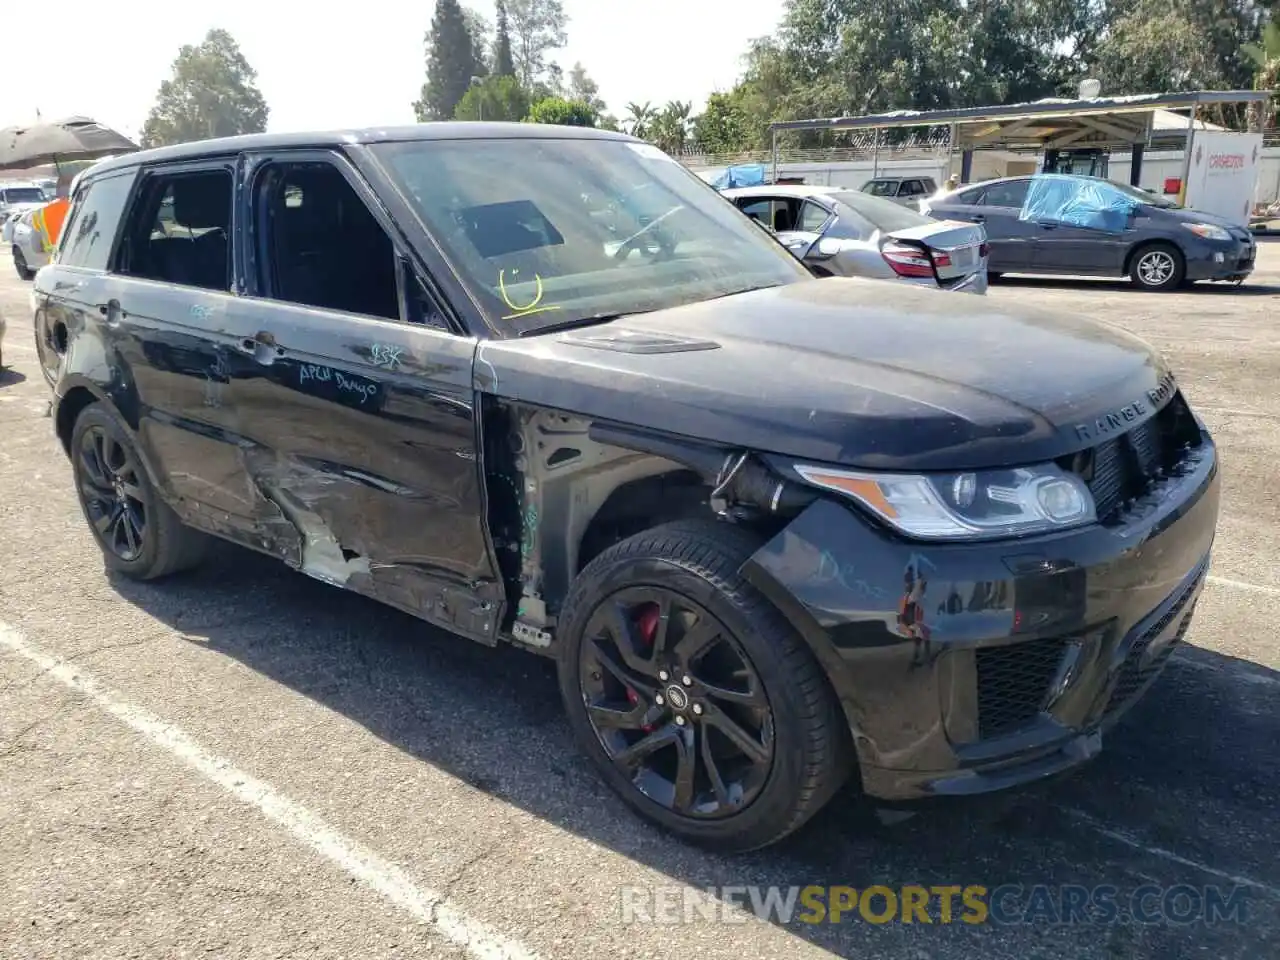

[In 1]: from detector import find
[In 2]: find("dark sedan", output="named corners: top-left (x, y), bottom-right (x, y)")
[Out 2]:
top-left (922, 174), bottom-right (1256, 291)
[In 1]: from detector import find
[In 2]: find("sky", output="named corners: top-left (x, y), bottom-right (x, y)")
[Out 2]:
top-left (3, 0), bottom-right (784, 141)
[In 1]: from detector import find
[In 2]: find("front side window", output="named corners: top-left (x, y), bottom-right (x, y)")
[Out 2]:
top-left (58, 172), bottom-right (135, 270)
top-left (255, 160), bottom-right (399, 321)
top-left (862, 180), bottom-right (898, 197)
top-left (371, 137), bottom-right (810, 335)
top-left (799, 201), bottom-right (831, 232)
top-left (983, 180), bottom-right (1031, 208)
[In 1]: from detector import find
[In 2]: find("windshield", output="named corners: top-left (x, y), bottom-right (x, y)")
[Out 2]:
top-left (832, 190), bottom-right (933, 232)
top-left (370, 137), bottom-right (811, 335)
top-left (1, 187), bottom-right (46, 205)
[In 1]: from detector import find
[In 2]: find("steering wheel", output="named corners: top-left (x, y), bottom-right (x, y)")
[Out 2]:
top-left (611, 205), bottom-right (686, 262)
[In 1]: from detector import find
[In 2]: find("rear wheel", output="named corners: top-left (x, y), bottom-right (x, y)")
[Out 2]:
top-left (556, 519), bottom-right (852, 852)
top-left (70, 402), bottom-right (208, 580)
top-left (13, 246), bottom-right (35, 281)
top-left (1129, 242), bottom-right (1184, 291)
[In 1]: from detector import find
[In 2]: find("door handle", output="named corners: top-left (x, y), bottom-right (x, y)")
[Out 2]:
top-left (237, 330), bottom-right (285, 363)
top-left (96, 299), bottom-right (124, 325)
top-left (970, 214), bottom-right (985, 222)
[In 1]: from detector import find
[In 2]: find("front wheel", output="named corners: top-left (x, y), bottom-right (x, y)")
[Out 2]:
top-left (70, 402), bottom-right (208, 580)
top-left (556, 519), bottom-right (852, 852)
top-left (1130, 242), bottom-right (1184, 291)
top-left (13, 247), bottom-right (35, 281)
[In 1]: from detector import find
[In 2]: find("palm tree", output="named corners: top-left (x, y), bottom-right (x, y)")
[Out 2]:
top-left (650, 101), bottom-right (693, 155)
top-left (623, 101), bottom-right (656, 139)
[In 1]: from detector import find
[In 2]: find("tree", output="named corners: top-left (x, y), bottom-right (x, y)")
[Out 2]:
top-left (693, 91), bottom-right (753, 154)
top-left (1243, 17), bottom-right (1280, 127)
top-left (494, 0), bottom-right (517, 77)
top-left (623, 101), bottom-right (657, 139)
top-left (650, 101), bottom-right (693, 154)
top-left (413, 0), bottom-right (486, 121)
top-left (455, 75), bottom-right (532, 121)
top-left (1091, 0), bottom-right (1265, 92)
top-left (465, 8), bottom-right (494, 71)
top-left (525, 96), bottom-right (597, 126)
top-left (140, 29), bottom-right (268, 147)
top-left (506, 0), bottom-right (569, 88)
top-left (568, 62), bottom-right (608, 115)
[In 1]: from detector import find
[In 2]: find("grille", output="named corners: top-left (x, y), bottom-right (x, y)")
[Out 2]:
top-left (1104, 569), bottom-right (1204, 715)
top-left (976, 636), bottom-right (1070, 739)
top-left (1070, 391), bottom-right (1201, 523)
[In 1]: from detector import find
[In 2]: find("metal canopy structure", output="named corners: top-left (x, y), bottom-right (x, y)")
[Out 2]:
top-left (767, 90), bottom-right (1272, 187)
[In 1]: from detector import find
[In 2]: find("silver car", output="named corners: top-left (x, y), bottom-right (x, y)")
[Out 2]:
top-left (10, 209), bottom-right (50, 280)
top-left (723, 184), bottom-right (988, 293)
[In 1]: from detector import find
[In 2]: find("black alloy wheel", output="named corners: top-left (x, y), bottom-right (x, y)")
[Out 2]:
top-left (70, 402), bottom-right (208, 579)
top-left (557, 519), bottom-right (852, 852)
top-left (578, 586), bottom-right (775, 819)
top-left (77, 423), bottom-right (149, 562)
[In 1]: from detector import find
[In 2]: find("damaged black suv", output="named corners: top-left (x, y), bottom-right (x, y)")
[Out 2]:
top-left (35, 124), bottom-right (1220, 852)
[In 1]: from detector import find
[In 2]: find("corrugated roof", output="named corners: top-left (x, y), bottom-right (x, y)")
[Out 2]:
top-left (769, 90), bottom-right (1270, 134)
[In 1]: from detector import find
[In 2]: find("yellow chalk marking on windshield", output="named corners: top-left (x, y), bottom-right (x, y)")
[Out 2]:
top-left (498, 268), bottom-right (562, 321)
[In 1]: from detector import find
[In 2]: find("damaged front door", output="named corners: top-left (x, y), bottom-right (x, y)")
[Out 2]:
top-left (231, 150), bottom-right (503, 643)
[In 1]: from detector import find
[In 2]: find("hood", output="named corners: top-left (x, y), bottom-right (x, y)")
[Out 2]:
top-left (1156, 204), bottom-right (1244, 230)
top-left (475, 278), bottom-right (1175, 471)
top-left (2, 202), bottom-right (43, 219)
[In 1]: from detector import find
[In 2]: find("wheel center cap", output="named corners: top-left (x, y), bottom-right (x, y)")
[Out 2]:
top-left (664, 684), bottom-right (689, 711)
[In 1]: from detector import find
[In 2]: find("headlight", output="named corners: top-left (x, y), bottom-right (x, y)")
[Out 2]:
top-left (793, 463), bottom-right (1096, 540)
top-left (1181, 222), bottom-right (1231, 241)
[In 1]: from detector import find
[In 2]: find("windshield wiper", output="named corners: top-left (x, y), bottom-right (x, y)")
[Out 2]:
top-left (516, 312), bottom-right (632, 337)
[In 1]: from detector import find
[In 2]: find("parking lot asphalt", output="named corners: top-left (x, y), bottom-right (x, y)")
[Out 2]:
top-left (1, 255), bottom-right (1278, 960)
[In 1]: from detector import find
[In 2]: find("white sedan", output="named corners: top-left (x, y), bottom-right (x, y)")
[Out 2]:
top-left (9, 209), bottom-right (50, 281)
top-left (721, 184), bottom-right (989, 294)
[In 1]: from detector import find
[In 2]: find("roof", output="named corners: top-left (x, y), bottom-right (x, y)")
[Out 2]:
top-left (769, 90), bottom-right (1271, 134)
top-left (86, 122), bottom-right (638, 178)
top-left (722, 184), bottom-right (844, 199)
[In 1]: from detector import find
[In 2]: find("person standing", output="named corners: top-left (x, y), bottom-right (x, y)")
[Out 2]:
top-left (30, 170), bottom-right (76, 256)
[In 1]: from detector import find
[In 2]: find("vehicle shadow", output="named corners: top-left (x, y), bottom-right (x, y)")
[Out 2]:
top-left (994, 276), bottom-right (1280, 296)
top-left (0, 367), bottom-right (27, 386)
top-left (106, 543), bottom-right (1279, 958)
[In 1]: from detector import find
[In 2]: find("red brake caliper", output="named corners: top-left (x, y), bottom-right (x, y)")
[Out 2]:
top-left (627, 603), bottom-right (661, 732)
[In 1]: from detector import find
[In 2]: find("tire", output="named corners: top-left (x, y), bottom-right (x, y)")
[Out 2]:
top-left (13, 247), bottom-right (35, 281)
top-left (556, 518), bottom-right (852, 852)
top-left (1129, 242), bottom-right (1184, 292)
top-left (70, 402), bottom-right (208, 580)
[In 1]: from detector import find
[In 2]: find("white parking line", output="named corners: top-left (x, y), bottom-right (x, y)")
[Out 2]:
top-left (1062, 808), bottom-right (1280, 898)
top-left (1207, 575), bottom-right (1280, 598)
top-left (0, 623), bottom-right (539, 960)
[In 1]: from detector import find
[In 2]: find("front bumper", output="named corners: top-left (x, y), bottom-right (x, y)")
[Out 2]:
top-left (742, 428), bottom-right (1220, 801)
top-left (1185, 235), bottom-right (1255, 281)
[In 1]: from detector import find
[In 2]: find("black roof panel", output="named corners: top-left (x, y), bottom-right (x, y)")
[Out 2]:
top-left (85, 122), bottom-right (639, 177)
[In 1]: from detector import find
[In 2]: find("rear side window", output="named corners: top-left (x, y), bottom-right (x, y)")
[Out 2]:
top-left (58, 173), bottom-right (134, 270)
top-left (117, 169), bottom-right (234, 292)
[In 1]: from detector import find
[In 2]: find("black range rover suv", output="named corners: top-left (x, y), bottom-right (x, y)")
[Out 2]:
top-left (33, 124), bottom-right (1220, 852)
